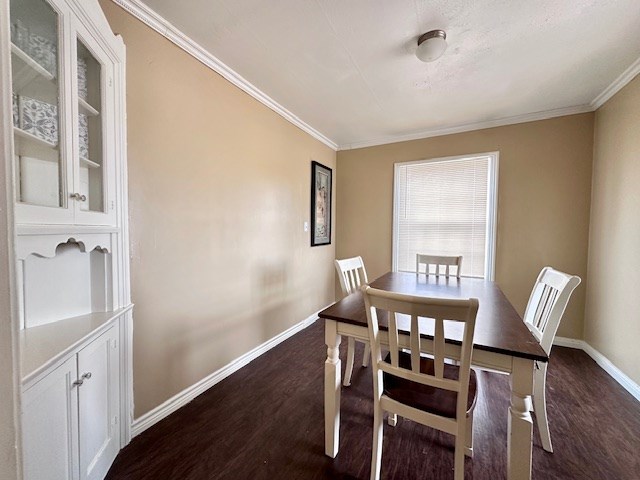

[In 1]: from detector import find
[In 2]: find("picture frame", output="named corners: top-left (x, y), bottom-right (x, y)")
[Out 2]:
top-left (311, 161), bottom-right (332, 246)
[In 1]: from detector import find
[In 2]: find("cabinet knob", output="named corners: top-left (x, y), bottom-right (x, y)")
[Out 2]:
top-left (70, 193), bottom-right (87, 202)
top-left (73, 373), bottom-right (91, 387)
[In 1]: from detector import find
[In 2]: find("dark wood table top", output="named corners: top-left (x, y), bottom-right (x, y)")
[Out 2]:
top-left (319, 272), bottom-right (548, 362)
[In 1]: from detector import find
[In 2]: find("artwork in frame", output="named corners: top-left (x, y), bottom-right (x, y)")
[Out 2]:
top-left (311, 161), bottom-right (332, 246)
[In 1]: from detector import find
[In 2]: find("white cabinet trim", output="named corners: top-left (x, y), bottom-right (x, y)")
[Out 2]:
top-left (16, 233), bottom-right (113, 260)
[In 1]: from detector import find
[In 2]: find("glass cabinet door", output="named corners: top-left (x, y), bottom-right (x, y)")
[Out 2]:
top-left (73, 20), bottom-right (115, 226)
top-left (10, 0), bottom-right (65, 209)
top-left (76, 39), bottom-right (104, 213)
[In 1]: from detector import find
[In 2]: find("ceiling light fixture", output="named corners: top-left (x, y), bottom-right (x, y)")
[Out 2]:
top-left (416, 29), bottom-right (447, 62)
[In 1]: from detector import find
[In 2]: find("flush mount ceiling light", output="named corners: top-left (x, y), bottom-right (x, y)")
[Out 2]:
top-left (416, 29), bottom-right (447, 62)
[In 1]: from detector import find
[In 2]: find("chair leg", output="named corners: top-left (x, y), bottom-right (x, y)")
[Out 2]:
top-left (454, 428), bottom-right (465, 480)
top-left (387, 413), bottom-right (397, 427)
top-left (370, 404), bottom-right (384, 480)
top-left (362, 341), bottom-right (371, 368)
top-left (464, 413), bottom-right (474, 458)
top-left (533, 364), bottom-right (553, 453)
top-left (343, 337), bottom-right (356, 387)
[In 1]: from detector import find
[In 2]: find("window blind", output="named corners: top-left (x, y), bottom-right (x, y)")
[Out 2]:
top-left (394, 155), bottom-right (491, 278)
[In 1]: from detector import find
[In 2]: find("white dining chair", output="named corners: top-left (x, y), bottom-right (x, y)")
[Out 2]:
top-left (335, 256), bottom-right (370, 387)
top-left (416, 254), bottom-right (463, 278)
top-left (523, 266), bottom-right (581, 453)
top-left (363, 286), bottom-right (479, 480)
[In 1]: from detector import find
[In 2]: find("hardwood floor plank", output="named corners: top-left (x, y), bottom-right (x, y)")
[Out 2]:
top-left (107, 322), bottom-right (640, 479)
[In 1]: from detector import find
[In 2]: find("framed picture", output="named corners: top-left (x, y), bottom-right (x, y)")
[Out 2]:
top-left (311, 161), bottom-right (332, 246)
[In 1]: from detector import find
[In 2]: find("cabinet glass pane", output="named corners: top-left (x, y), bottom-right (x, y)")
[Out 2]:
top-left (77, 40), bottom-right (103, 213)
top-left (10, 0), bottom-right (62, 207)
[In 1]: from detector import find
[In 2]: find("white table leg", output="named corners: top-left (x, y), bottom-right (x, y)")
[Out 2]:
top-left (508, 357), bottom-right (535, 480)
top-left (324, 320), bottom-right (342, 457)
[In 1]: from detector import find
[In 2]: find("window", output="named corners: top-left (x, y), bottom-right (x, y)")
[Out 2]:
top-left (392, 153), bottom-right (498, 279)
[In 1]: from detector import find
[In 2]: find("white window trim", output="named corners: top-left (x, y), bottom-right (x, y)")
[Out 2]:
top-left (392, 152), bottom-right (499, 281)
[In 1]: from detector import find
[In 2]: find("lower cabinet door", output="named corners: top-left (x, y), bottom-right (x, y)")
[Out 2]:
top-left (77, 326), bottom-right (120, 480)
top-left (22, 357), bottom-right (80, 480)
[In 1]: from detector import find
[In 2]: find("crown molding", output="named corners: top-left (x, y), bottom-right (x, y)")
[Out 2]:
top-left (111, 0), bottom-right (338, 151)
top-left (338, 104), bottom-right (594, 150)
top-left (590, 55), bottom-right (640, 110)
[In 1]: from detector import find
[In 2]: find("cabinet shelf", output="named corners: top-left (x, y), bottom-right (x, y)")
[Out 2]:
top-left (13, 134), bottom-right (100, 169)
top-left (11, 43), bottom-right (54, 81)
top-left (14, 126), bottom-right (58, 149)
top-left (78, 97), bottom-right (99, 116)
top-left (80, 156), bottom-right (100, 169)
top-left (11, 43), bottom-right (58, 105)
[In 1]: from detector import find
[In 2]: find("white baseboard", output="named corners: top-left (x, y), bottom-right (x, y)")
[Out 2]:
top-left (554, 336), bottom-right (640, 402)
top-left (552, 336), bottom-right (586, 349)
top-left (131, 308), bottom-right (324, 437)
top-left (580, 342), bottom-right (640, 402)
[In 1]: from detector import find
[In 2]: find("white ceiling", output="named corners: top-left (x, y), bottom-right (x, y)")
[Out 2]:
top-left (137, 0), bottom-right (640, 149)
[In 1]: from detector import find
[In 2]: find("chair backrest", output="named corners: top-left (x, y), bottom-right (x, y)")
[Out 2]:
top-left (416, 254), bottom-right (463, 278)
top-left (523, 267), bottom-right (581, 355)
top-left (335, 256), bottom-right (369, 296)
top-left (363, 286), bottom-right (479, 422)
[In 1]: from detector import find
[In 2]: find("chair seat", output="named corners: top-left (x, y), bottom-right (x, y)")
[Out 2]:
top-left (383, 351), bottom-right (477, 419)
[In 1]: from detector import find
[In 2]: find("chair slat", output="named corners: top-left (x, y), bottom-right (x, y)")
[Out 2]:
top-left (536, 286), bottom-right (551, 329)
top-left (434, 318), bottom-right (445, 379)
top-left (388, 312), bottom-right (399, 367)
top-left (410, 315), bottom-right (420, 373)
top-left (538, 285), bottom-right (556, 330)
top-left (539, 289), bottom-right (559, 332)
top-left (533, 285), bottom-right (550, 329)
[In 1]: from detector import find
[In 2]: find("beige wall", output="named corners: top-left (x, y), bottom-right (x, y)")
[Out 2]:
top-left (336, 114), bottom-right (594, 339)
top-left (101, 1), bottom-right (336, 417)
top-left (586, 75), bottom-right (640, 385)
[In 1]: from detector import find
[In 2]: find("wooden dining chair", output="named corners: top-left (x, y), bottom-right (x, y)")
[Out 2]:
top-left (523, 266), bottom-right (581, 453)
top-left (335, 256), bottom-right (370, 387)
top-left (416, 254), bottom-right (463, 278)
top-left (363, 286), bottom-right (479, 480)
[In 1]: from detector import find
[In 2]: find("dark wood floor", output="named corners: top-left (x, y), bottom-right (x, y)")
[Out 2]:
top-left (107, 321), bottom-right (640, 480)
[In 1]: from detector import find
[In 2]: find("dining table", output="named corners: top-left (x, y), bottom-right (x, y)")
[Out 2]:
top-left (318, 271), bottom-right (548, 480)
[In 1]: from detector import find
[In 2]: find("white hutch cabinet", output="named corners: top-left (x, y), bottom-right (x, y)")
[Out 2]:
top-left (2, 0), bottom-right (133, 478)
